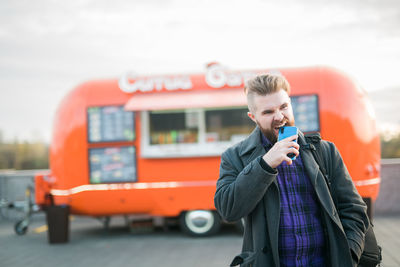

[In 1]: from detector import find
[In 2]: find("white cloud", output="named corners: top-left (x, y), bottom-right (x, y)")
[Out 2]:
top-left (0, 0), bottom-right (400, 142)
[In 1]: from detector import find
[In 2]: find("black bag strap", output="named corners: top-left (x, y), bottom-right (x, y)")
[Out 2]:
top-left (303, 133), bottom-right (336, 204)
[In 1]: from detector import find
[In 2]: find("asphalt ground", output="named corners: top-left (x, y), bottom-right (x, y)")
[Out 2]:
top-left (0, 213), bottom-right (399, 267)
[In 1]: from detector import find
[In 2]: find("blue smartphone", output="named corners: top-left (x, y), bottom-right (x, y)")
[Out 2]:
top-left (278, 126), bottom-right (298, 160)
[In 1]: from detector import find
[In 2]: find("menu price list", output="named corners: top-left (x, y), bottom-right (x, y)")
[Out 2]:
top-left (291, 94), bottom-right (319, 133)
top-left (89, 146), bottom-right (136, 184)
top-left (88, 106), bottom-right (135, 143)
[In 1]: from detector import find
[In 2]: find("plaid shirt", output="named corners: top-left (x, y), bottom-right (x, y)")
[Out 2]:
top-left (261, 135), bottom-right (325, 267)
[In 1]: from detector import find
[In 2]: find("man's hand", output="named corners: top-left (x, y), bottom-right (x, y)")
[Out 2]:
top-left (262, 135), bottom-right (299, 168)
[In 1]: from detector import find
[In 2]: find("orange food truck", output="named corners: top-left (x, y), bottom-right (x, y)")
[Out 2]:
top-left (34, 63), bottom-right (380, 242)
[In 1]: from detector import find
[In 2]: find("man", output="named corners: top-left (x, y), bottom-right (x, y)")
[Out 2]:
top-left (214, 74), bottom-right (369, 267)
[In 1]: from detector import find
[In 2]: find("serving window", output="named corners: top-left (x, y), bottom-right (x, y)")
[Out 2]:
top-left (149, 110), bottom-right (198, 145)
top-left (205, 108), bottom-right (254, 143)
top-left (140, 94), bottom-right (319, 158)
top-left (142, 107), bottom-right (253, 158)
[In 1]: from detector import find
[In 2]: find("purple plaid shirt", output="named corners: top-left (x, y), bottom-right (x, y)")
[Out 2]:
top-left (261, 134), bottom-right (325, 267)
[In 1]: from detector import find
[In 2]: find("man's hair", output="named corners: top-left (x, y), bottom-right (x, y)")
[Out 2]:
top-left (244, 74), bottom-right (291, 112)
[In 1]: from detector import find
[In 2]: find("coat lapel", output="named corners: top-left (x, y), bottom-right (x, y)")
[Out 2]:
top-left (240, 127), bottom-right (281, 264)
top-left (239, 127), bottom-right (266, 166)
top-left (241, 129), bottom-right (340, 227)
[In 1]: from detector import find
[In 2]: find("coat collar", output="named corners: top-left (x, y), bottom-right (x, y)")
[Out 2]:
top-left (238, 127), bottom-right (265, 166)
top-left (240, 128), bottom-right (343, 232)
top-left (238, 127), bottom-right (322, 190)
top-left (239, 126), bottom-right (262, 157)
top-left (239, 127), bottom-right (309, 157)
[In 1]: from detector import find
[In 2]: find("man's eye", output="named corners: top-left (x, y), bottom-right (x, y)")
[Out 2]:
top-left (262, 111), bottom-right (273, 115)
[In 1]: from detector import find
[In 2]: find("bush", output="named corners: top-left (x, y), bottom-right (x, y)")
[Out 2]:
top-left (0, 139), bottom-right (48, 170)
top-left (381, 132), bottom-right (400, 158)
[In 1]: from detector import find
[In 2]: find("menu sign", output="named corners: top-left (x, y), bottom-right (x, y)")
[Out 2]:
top-left (89, 146), bottom-right (136, 184)
top-left (291, 94), bottom-right (320, 133)
top-left (88, 106), bottom-right (135, 143)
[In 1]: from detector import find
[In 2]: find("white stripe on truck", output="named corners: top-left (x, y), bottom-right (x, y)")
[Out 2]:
top-left (50, 180), bottom-right (216, 196)
top-left (50, 177), bottom-right (380, 196)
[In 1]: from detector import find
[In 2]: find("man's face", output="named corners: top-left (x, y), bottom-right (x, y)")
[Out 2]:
top-left (247, 89), bottom-right (295, 143)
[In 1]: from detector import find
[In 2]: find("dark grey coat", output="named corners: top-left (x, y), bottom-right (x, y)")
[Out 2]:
top-left (214, 127), bottom-right (369, 267)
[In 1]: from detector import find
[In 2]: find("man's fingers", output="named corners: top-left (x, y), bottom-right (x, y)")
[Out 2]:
top-left (291, 142), bottom-right (300, 150)
top-left (284, 156), bottom-right (293, 165)
top-left (289, 147), bottom-right (299, 156)
top-left (265, 135), bottom-right (299, 168)
top-left (279, 135), bottom-right (298, 145)
top-left (284, 134), bottom-right (298, 142)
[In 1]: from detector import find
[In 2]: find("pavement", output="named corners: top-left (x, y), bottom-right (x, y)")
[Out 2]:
top-left (0, 213), bottom-right (399, 267)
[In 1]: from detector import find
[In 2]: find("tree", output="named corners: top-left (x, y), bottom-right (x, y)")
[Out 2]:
top-left (0, 136), bottom-right (49, 170)
top-left (381, 132), bottom-right (400, 158)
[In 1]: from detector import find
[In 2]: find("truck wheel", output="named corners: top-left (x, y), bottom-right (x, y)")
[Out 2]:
top-left (179, 210), bottom-right (221, 237)
top-left (15, 220), bottom-right (28, 235)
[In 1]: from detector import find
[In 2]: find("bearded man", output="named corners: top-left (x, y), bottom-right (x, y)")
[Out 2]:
top-left (214, 74), bottom-right (369, 267)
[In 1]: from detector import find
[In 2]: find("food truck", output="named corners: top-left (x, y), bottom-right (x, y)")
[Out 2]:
top-left (34, 63), bottom-right (380, 242)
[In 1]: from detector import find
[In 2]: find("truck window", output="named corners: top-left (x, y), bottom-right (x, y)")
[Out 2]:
top-left (291, 94), bottom-right (320, 132)
top-left (149, 110), bottom-right (198, 145)
top-left (205, 108), bottom-right (253, 143)
top-left (142, 108), bottom-right (252, 158)
top-left (141, 95), bottom-right (319, 158)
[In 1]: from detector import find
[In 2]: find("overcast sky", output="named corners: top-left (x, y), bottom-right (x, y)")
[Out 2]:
top-left (1, 0), bottom-right (400, 142)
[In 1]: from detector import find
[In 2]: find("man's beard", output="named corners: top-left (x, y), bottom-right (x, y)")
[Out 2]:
top-left (256, 118), bottom-right (295, 144)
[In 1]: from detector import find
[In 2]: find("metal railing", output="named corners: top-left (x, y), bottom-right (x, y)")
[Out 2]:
top-left (0, 169), bottom-right (46, 221)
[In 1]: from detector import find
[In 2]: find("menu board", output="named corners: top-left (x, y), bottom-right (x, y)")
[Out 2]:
top-left (291, 94), bottom-right (320, 133)
top-left (88, 106), bottom-right (135, 143)
top-left (89, 146), bottom-right (136, 184)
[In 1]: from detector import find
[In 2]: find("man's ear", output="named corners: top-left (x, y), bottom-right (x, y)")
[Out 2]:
top-left (247, 112), bottom-right (256, 123)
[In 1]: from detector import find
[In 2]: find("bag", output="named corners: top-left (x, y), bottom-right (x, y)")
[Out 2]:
top-left (304, 133), bottom-right (382, 267)
top-left (358, 224), bottom-right (382, 266)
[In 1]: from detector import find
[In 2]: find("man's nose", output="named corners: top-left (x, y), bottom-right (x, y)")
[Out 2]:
top-left (274, 110), bottom-right (284, 121)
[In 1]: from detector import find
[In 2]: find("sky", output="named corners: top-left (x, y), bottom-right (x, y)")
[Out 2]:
top-left (1, 0), bottom-right (400, 143)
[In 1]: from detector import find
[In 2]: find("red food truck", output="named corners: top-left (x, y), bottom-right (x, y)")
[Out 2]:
top-left (34, 63), bottom-right (380, 242)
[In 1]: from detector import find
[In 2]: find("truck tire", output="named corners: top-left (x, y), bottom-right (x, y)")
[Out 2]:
top-left (179, 210), bottom-right (221, 237)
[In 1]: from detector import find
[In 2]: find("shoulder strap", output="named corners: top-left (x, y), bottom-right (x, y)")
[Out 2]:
top-left (304, 133), bottom-right (336, 205)
top-left (304, 134), bottom-right (328, 179)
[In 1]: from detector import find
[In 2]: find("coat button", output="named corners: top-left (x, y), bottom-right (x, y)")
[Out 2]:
top-left (243, 164), bottom-right (252, 175)
top-left (262, 247), bottom-right (269, 253)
